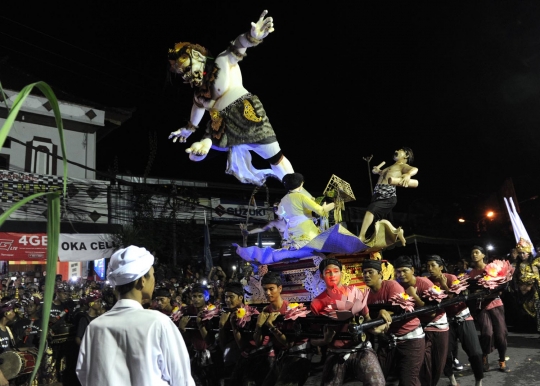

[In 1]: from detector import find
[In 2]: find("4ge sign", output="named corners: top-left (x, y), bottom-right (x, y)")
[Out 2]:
top-left (0, 233), bottom-right (47, 261)
top-left (18, 235), bottom-right (48, 246)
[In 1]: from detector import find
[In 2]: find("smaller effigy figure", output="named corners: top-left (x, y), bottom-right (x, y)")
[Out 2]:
top-left (359, 147), bottom-right (418, 245)
top-left (278, 173), bottom-right (335, 249)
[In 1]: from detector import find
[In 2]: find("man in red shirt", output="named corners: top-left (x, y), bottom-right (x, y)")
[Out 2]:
top-left (310, 258), bottom-right (386, 386)
top-left (394, 256), bottom-right (449, 386)
top-left (254, 272), bottom-right (311, 386)
top-left (426, 254), bottom-right (484, 386)
top-left (469, 246), bottom-right (510, 373)
top-left (362, 259), bottom-right (425, 386)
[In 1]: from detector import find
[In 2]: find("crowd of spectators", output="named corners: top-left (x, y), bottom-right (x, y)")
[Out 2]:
top-left (0, 241), bottom-right (537, 386)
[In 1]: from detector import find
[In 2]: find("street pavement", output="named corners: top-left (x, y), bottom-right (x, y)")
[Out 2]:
top-left (303, 331), bottom-right (540, 386)
top-left (56, 331), bottom-right (539, 385)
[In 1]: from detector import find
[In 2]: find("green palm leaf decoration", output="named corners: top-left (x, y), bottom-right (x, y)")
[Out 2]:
top-left (0, 81), bottom-right (68, 384)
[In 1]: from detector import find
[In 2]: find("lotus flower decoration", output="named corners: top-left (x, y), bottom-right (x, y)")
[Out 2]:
top-left (236, 304), bottom-right (260, 328)
top-left (448, 274), bottom-right (470, 294)
top-left (284, 302), bottom-right (310, 320)
top-left (477, 259), bottom-right (514, 289)
top-left (422, 285), bottom-right (448, 302)
top-left (389, 292), bottom-right (415, 312)
top-left (200, 303), bottom-right (221, 321)
top-left (322, 285), bottom-right (369, 320)
top-left (170, 305), bottom-right (186, 322)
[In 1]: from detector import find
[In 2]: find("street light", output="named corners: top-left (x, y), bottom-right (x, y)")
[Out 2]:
top-left (458, 213), bottom-right (495, 236)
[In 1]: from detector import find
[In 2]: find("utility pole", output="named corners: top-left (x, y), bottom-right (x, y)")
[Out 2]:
top-left (171, 186), bottom-right (177, 267)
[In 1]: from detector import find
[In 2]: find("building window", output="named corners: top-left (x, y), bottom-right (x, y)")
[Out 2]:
top-left (25, 137), bottom-right (57, 175)
top-left (0, 154), bottom-right (9, 170)
top-left (33, 146), bottom-right (51, 175)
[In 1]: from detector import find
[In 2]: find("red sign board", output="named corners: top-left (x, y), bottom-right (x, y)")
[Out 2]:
top-left (0, 233), bottom-right (48, 261)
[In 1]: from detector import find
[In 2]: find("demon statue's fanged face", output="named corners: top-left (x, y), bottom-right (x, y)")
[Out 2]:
top-left (168, 43), bottom-right (208, 87)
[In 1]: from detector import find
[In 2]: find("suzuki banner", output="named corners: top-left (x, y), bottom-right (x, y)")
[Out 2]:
top-left (0, 233), bottom-right (115, 262)
top-left (212, 202), bottom-right (274, 222)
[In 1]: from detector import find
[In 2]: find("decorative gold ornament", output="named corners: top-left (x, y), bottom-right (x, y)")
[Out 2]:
top-left (519, 273), bottom-right (537, 285)
top-left (210, 109), bottom-right (223, 131)
top-left (516, 237), bottom-right (533, 253)
top-left (341, 270), bottom-right (351, 286)
top-left (243, 100), bottom-right (262, 122)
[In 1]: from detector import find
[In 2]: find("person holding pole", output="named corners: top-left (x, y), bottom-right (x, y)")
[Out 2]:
top-left (363, 259), bottom-right (425, 386)
top-left (426, 254), bottom-right (484, 386)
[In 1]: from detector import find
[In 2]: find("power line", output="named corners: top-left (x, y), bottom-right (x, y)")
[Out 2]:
top-left (1, 135), bottom-right (278, 230)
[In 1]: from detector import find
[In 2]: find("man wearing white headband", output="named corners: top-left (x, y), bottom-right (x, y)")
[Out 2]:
top-left (76, 246), bottom-right (195, 386)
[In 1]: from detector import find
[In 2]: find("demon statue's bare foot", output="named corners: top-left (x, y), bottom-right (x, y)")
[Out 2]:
top-left (397, 227), bottom-right (406, 246)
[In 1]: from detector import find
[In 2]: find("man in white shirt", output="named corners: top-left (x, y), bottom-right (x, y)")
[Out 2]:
top-left (76, 246), bottom-right (195, 386)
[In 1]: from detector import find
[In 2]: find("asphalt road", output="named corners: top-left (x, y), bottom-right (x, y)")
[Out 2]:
top-left (303, 331), bottom-right (540, 386)
top-left (55, 330), bottom-right (540, 386)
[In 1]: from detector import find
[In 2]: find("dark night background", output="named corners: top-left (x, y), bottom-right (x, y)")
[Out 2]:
top-left (1, 1), bottom-right (540, 249)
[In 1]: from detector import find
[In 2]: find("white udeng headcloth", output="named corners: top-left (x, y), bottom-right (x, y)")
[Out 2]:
top-left (107, 246), bottom-right (154, 287)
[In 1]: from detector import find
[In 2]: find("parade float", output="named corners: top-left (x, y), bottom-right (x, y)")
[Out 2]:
top-left (164, 8), bottom-right (512, 341)
top-left (235, 174), bottom-right (400, 305)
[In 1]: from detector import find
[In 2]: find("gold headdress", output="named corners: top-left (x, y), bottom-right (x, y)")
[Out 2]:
top-left (516, 237), bottom-right (533, 254)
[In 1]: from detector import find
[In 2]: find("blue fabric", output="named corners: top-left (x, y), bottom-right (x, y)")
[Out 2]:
top-left (233, 224), bottom-right (368, 265)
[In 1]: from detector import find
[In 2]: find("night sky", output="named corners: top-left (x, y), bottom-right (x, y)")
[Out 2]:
top-left (2, 1), bottom-right (540, 229)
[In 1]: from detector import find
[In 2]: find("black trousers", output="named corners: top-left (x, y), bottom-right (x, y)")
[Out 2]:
top-left (320, 348), bottom-right (385, 386)
top-left (377, 337), bottom-right (425, 386)
top-left (420, 330), bottom-right (449, 386)
top-left (475, 305), bottom-right (508, 360)
top-left (444, 320), bottom-right (483, 380)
